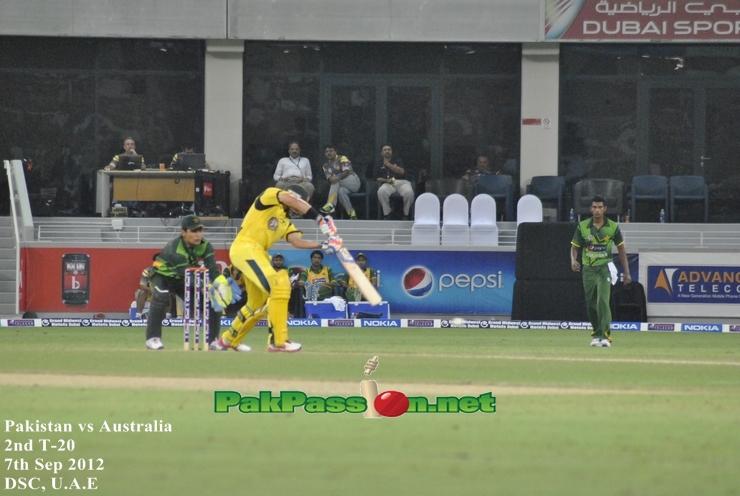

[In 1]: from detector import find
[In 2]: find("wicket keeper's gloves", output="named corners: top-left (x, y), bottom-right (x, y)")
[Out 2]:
top-left (320, 236), bottom-right (343, 255)
top-left (318, 216), bottom-right (337, 237)
top-left (228, 277), bottom-right (243, 303)
top-left (210, 274), bottom-right (233, 312)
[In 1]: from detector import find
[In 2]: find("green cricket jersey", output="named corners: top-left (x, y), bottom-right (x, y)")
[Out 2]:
top-left (153, 235), bottom-right (220, 280)
top-left (571, 217), bottom-right (624, 267)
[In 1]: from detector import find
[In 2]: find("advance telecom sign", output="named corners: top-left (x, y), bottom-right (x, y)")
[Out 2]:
top-left (647, 265), bottom-right (740, 304)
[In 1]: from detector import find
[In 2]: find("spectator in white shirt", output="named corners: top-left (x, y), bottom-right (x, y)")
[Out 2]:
top-left (274, 142), bottom-right (315, 200)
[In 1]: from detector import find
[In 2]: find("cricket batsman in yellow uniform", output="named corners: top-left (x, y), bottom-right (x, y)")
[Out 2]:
top-left (210, 185), bottom-right (341, 352)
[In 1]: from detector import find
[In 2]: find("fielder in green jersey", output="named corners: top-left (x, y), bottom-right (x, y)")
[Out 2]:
top-left (144, 215), bottom-right (234, 350)
top-left (570, 195), bottom-right (632, 347)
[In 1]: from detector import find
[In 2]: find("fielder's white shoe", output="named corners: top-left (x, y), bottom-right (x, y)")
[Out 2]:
top-left (145, 337), bottom-right (164, 350)
top-left (600, 339), bottom-right (611, 347)
top-left (590, 338), bottom-right (602, 347)
top-left (267, 340), bottom-right (302, 353)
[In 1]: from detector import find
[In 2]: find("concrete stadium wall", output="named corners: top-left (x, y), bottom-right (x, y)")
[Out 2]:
top-left (0, 0), bottom-right (541, 41)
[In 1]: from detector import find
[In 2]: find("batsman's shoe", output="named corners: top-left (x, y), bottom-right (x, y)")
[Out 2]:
top-left (145, 337), bottom-right (164, 350)
top-left (210, 338), bottom-right (252, 352)
top-left (209, 338), bottom-right (229, 351)
top-left (600, 339), bottom-right (611, 347)
top-left (590, 338), bottom-right (602, 347)
top-left (267, 340), bottom-right (302, 353)
top-left (320, 203), bottom-right (335, 214)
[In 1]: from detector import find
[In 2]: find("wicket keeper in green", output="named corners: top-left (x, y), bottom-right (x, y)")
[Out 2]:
top-left (571, 195), bottom-right (631, 348)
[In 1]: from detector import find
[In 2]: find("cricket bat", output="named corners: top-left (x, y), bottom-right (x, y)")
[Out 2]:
top-left (335, 246), bottom-right (382, 305)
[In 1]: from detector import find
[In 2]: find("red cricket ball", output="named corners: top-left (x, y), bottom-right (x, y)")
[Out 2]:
top-left (374, 390), bottom-right (409, 418)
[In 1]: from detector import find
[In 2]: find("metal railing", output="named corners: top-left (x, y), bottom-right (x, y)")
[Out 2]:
top-left (27, 217), bottom-right (740, 250)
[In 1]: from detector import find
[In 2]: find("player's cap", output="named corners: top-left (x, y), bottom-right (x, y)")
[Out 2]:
top-left (272, 253), bottom-right (284, 260)
top-left (181, 214), bottom-right (202, 230)
top-left (356, 253), bottom-right (367, 261)
top-left (286, 185), bottom-right (308, 202)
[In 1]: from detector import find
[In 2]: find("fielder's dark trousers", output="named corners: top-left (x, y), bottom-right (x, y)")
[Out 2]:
top-left (145, 273), bottom-right (221, 343)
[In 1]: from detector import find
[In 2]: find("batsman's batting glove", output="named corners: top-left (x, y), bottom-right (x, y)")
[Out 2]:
top-left (320, 236), bottom-right (343, 255)
top-left (318, 216), bottom-right (337, 237)
top-left (227, 277), bottom-right (243, 303)
top-left (210, 274), bottom-right (232, 312)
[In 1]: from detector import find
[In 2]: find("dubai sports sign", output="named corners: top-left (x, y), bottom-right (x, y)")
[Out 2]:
top-left (544, 0), bottom-right (740, 41)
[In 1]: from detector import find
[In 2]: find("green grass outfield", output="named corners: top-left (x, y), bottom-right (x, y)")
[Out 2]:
top-left (1, 326), bottom-right (739, 495)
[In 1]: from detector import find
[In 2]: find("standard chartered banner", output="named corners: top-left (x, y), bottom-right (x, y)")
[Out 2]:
top-left (277, 249), bottom-right (516, 315)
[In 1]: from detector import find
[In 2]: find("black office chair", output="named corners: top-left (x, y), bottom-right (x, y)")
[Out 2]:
top-left (572, 178), bottom-right (624, 221)
top-left (631, 175), bottom-right (668, 222)
top-left (669, 175), bottom-right (709, 223)
top-left (526, 176), bottom-right (565, 221)
top-left (474, 174), bottom-right (515, 221)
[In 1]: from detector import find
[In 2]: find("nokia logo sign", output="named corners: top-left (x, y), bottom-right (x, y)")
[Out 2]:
top-left (682, 324), bottom-right (721, 332)
top-left (361, 320), bottom-right (400, 327)
top-left (610, 322), bottom-right (640, 330)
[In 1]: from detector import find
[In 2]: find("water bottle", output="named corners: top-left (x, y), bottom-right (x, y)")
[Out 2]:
top-left (659, 208), bottom-right (665, 223)
top-left (304, 280), bottom-right (312, 300)
top-left (311, 282), bottom-right (320, 302)
top-left (569, 208), bottom-right (575, 222)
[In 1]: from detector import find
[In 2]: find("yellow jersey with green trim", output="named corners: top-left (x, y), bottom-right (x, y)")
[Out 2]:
top-left (234, 187), bottom-right (300, 250)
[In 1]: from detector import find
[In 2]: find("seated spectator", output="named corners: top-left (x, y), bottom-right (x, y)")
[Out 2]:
top-left (222, 264), bottom-right (248, 318)
top-left (341, 253), bottom-right (377, 302)
top-left (104, 137), bottom-right (145, 171)
top-left (462, 155), bottom-right (496, 184)
top-left (170, 143), bottom-right (211, 170)
top-left (274, 142), bottom-right (315, 200)
top-left (320, 144), bottom-right (360, 219)
top-left (374, 144), bottom-right (414, 220)
top-left (298, 250), bottom-right (337, 301)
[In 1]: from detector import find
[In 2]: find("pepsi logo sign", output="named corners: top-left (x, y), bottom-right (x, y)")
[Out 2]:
top-left (403, 267), bottom-right (434, 298)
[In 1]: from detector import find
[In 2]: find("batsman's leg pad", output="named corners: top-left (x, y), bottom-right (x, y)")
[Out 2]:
top-left (225, 303), bottom-right (267, 347)
top-left (268, 270), bottom-right (292, 347)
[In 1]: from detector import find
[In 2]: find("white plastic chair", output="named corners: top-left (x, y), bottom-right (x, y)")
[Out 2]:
top-left (411, 193), bottom-right (440, 245)
top-left (469, 194), bottom-right (498, 246)
top-left (517, 194), bottom-right (543, 225)
top-left (441, 193), bottom-right (469, 246)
